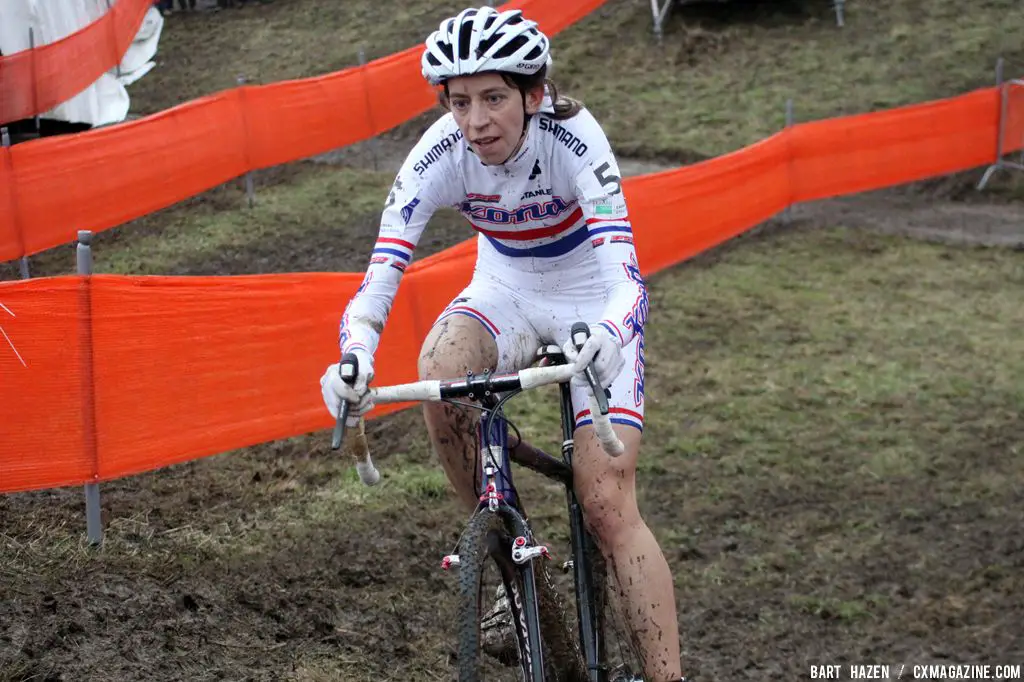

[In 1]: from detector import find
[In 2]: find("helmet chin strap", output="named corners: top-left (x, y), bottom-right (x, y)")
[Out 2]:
top-left (497, 130), bottom-right (528, 166)
top-left (494, 90), bottom-right (531, 166)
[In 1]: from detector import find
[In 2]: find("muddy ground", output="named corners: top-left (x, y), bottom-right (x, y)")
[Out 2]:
top-left (3, 39), bottom-right (1024, 679)
top-left (2, 145), bottom-right (1022, 681)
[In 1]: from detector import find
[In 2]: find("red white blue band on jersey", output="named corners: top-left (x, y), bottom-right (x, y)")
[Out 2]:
top-left (574, 407), bottom-right (644, 433)
top-left (343, 341), bottom-right (371, 355)
top-left (482, 224), bottom-right (590, 258)
top-left (586, 217), bottom-right (632, 237)
top-left (372, 237), bottom-right (415, 264)
top-left (436, 305), bottom-right (501, 339)
top-left (598, 320), bottom-right (627, 346)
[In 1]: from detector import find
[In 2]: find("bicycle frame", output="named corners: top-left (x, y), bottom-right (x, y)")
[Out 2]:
top-left (331, 325), bottom-right (626, 681)
top-left (469, 353), bottom-right (611, 682)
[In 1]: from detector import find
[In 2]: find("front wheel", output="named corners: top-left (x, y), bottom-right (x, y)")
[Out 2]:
top-left (456, 509), bottom-right (545, 682)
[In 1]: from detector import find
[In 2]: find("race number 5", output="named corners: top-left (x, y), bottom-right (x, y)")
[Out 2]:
top-left (593, 162), bottom-right (622, 195)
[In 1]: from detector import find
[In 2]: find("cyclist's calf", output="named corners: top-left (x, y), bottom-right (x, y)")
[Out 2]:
top-left (572, 423), bottom-right (684, 681)
top-left (417, 315), bottom-right (500, 510)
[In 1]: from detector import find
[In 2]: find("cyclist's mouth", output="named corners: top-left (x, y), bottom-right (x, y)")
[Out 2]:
top-left (473, 136), bottom-right (501, 152)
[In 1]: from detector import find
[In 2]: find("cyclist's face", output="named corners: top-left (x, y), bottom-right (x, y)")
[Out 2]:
top-left (447, 73), bottom-right (543, 165)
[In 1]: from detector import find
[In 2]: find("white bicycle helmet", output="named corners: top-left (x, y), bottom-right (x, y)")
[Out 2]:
top-left (421, 6), bottom-right (551, 86)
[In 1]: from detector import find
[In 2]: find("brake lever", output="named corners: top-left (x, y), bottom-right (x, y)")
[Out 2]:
top-left (570, 321), bottom-right (611, 416)
top-left (330, 351), bottom-right (359, 451)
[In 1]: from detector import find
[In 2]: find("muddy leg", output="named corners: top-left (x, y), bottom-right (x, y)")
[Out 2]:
top-left (418, 315), bottom-right (498, 509)
top-left (573, 424), bottom-right (683, 681)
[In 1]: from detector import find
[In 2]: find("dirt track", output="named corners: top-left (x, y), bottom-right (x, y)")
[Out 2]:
top-left (1, 145), bottom-right (1023, 680)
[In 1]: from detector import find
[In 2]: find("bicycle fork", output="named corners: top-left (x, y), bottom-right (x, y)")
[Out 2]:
top-left (481, 407), bottom-right (549, 679)
top-left (441, 406), bottom-right (550, 567)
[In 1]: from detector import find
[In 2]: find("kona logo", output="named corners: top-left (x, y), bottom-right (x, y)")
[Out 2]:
top-left (621, 255), bottom-right (648, 407)
top-left (463, 195), bottom-right (574, 225)
top-left (356, 270), bottom-right (374, 295)
top-left (634, 329), bottom-right (646, 407)
top-left (412, 130), bottom-right (463, 175)
top-left (520, 188), bottom-right (552, 200)
top-left (622, 255), bottom-right (648, 331)
top-left (538, 117), bottom-right (588, 157)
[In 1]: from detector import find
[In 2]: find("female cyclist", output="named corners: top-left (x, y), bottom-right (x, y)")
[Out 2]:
top-left (321, 7), bottom-right (687, 681)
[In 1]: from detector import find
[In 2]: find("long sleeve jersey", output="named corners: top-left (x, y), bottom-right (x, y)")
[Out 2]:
top-left (338, 106), bottom-right (649, 357)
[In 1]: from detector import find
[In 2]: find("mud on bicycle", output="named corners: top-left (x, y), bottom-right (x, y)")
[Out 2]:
top-left (331, 323), bottom-right (646, 682)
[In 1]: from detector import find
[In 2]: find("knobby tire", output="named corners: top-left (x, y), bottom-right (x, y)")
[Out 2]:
top-left (456, 509), bottom-right (544, 682)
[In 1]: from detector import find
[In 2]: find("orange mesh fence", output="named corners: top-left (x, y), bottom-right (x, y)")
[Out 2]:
top-left (0, 0), bottom-right (608, 263)
top-left (1000, 79), bottom-right (1024, 158)
top-left (790, 88), bottom-right (1002, 202)
top-left (0, 0), bottom-right (152, 125)
top-left (0, 83), bottom-right (1016, 494)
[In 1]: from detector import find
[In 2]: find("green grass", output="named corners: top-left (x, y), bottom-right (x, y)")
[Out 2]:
top-left (131, 0), bottom-right (1024, 158)
top-left (563, 0), bottom-right (1024, 157)
top-left (87, 165), bottom-right (394, 275)
top-left (10, 0), bottom-right (1021, 280)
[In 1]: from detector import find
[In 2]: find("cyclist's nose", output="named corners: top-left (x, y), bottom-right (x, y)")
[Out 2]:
top-left (469, 101), bottom-right (491, 131)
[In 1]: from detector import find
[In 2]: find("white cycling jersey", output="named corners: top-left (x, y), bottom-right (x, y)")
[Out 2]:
top-left (338, 106), bottom-right (649, 366)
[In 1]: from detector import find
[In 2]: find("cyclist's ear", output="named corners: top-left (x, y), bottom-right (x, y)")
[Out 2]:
top-left (523, 84), bottom-right (545, 115)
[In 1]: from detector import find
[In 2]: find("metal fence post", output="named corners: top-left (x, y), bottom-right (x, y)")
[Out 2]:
top-left (977, 58), bottom-right (1009, 191)
top-left (834, 0), bottom-right (845, 28)
top-left (77, 231), bottom-right (103, 546)
top-left (782, 99), bottom-right (794, 224)
top-left (650, 0), bottom-right (673, 43)
top-left (237, 75), bottom-right (256, 208)
top-left (29, 28), bottom-right (41, 137)
top-left (0, 127), bottom-right (30, 277)
top-left (359, 47), bottom-right (380, 172)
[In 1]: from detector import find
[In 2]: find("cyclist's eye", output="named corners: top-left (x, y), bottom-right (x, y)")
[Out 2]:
top-left (488, 94), bottom-right (505, 105)
top-left (451, 100), bottom-right (469, 111)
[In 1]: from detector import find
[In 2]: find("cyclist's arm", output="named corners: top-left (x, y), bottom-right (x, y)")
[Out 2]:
top-left (570, 112), bottom-right (649, 347)
top-left (338, 118), bottom-right (463, 357)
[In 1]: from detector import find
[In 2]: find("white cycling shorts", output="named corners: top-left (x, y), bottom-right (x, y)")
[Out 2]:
top-left (432, 271), bottom-right (645, 433)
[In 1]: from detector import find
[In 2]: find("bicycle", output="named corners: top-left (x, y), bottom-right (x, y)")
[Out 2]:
top-left (331, 323), bottom-right (645, 681)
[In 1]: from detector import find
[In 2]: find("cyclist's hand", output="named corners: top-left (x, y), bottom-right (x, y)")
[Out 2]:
top-left (320, 349), bottom-right (375, 426)
top-left (562, 324), bottom-right (625, 391)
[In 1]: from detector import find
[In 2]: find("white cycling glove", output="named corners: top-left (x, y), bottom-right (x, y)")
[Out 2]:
top-left (320, 348), bottom-right (375, 426)
top-left (561, 324), bottom-right (626, 392)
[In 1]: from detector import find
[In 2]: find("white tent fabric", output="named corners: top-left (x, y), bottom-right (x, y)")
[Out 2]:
top-left (0, 0), bottom-right (163, 126)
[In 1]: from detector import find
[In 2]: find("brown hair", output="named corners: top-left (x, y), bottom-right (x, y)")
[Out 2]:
top-left (438, 65), bottom-right (582, 120)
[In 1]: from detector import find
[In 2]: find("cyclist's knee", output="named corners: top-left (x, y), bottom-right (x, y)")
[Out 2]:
top-left (582, 487), bottom-right (642, 553)
top-left (418, 314), bottom-right (499, 381)
top-left (573, 426), bottom-right (643, 549)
